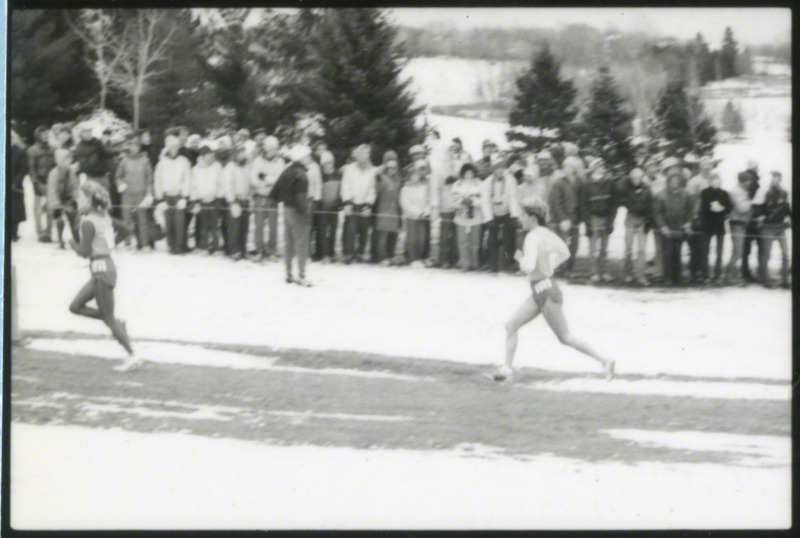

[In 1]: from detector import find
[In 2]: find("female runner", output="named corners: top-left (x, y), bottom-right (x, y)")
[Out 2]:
top-left (69, 181), bottom-right (141, 372)
top-left (489, 197), bottom-right (615, 382)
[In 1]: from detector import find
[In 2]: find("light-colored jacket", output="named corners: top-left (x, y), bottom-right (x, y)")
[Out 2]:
top-left (115, 153), bottom-right (153, 197)
top-left (481, 171), bottom-right (517, 219)
top-left (400, 180), bottom-right (431, 219)
top-left (306, 160), bottom-right (323, 202)
top-left (452, 178), bottom-right (485, 227)
top-left (221, 161), bottom-right (251, 202)
top-left (250, 156), bottom-right (286, 196)
top-left (728, 183), bottom-right (753, 223)
top-left (154, 154), bottom-right (192, 199)
top-left (341, 162), bottom-right (377, 206)
top-left (190, 161), bottom-right (223, 202)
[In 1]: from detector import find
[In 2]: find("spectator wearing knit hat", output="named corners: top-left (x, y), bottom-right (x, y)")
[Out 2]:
top-left (653, 157), bottom-right (693, 286)
top-left (221, 147), bottom-right (252, 260)
top-left (453, 163), bottom-right (487, 270)
top-left (482, 154), bottom-right (518, 273)
top-left (739, 159), bottom-right (762, 282)
top-left (581, 157), bottom-right (619, 283)
top-left (154, 135), bottom-right (192, 254)
top-left (621, 168), bottom-right (653, 285)
top-left (699, 171), bottom-right (733, 284)
top-left (548, 150), bottom-right (582, 275)
top-left (374, 151), bottom-right (403, 264)
top-left (400, 159), bottom-right (433, 266)
top-left (190, 142), bottom-right (224, 254)
top-left (341, 144), bottom-right (377, 263)
top-left (317, 151), bottom-right (341, 262)
top-left (757, 170), bottom-right (791, 288)
top-left (27, 125), bottom-right (56, 242)
top-left (115, 137), bottom-right (154, 250)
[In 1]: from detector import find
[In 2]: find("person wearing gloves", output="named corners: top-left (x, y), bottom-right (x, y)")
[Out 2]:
top-left (46, 148), bottom-right (81, 248)
top-left (400, 160), bottom-right (433, 267)
top-left (757, 171), bottom-right (791, 288)
top-left (653, 159), bottom-right (693, 286)
top-left (482, 155), bottom-right (518, 273)
top-left (115, 137), bottom-right (154, 250)
top-left (269, 145), bottom-right (314, 286)
top-left (699, 171), bottom-right (733, 284)
top-left (548, 155), bottom-right (582, 276)
top-left (580, 157), bottom-right (618, 283)
top-left (190, 143), bottom-right (224, 254)
top-left (341, 144), bottom-right (377, 264)
top-left (374, 151), bottom-right (403, 265)
top-left (318, 151), bottom-right (342, 262)
top-left (453, 163), bottom-right (487, 271)
top-left (154, 135), bottom-right (192, 254)
top-left (221, 147), bottom-right (252, 261)
top-left (621, 168), bottom-right (653, 285)
top-left (250, 136), bottom-right (285, 261)
top-left (487, 196), bottom-right (615, 384)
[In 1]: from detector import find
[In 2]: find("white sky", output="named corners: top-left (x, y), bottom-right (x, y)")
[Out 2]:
top-left (387, 8), bottom-right (791, 46)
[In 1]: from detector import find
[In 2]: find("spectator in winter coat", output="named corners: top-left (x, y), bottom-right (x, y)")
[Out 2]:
top-left (115, 138), bottom-right (154, 249)
top-left (453, 163), bottom-right (486, 271)
top-left (757, 171), bottom-right (791, 288)
top-left (739, 159), bottom-right (762, 282)
top-left (270, 145), bottom-right (313, 286)
top-left (653, 161), bottom-right (693, 286)
top-left (318, 151), bottom-right (341, 262)
top-left (27, 126), bottom-right (56, 242)
top-left (46, 148), bottom-right (81, 249)
top-left (154, 135), bottom-right (192, 254)
top-left (190, 145), bottom-right (224, 254)
top-left (643, 156), bottom-right (667, 278)
top-left (221, 148), bottom-right (252, 260)
top-left (686, 156), bottom-right (716, 283)
top-left (622, 168), bottom-right (653, 285)
top-left (533, 150), bottom-right (560, 202)
top-left (9, 127), bottom-right (28, 241)
top-left (306, 155), bottom-right (324, 261)
top-left (341, 144), bottom-right (377, 263)
top-left (374, 151), bottom-right (403, 265)
top-left (475, 139), bottom-right (496, 179)
top-left (581, 157), bottom-right (618, 283)
top-left (724, 167), bottom-right (755, 283)
top-left (548, 160), bottom-right (582, 275)
top-left (250, 136), bottom-right (286, 260)
top-left (482, 156), bottom-right (518, 272)
top-left (73, 127), bottom-right (111, 189)
top-left (400, 160), bottom-right (433, 266)
top-left (699, 171), bottom-right (733, 283)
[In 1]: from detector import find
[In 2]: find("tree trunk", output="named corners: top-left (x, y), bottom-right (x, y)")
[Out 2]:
top-left (100, 83), bottom-right (107, 110)
top-left (133, 87), bottom-right (141, 130)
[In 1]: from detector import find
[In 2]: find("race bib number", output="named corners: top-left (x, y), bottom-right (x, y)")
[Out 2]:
top-left (105, 227), bottom-right (116, 251)
top-left (91, 259), bottom-right (108, 273)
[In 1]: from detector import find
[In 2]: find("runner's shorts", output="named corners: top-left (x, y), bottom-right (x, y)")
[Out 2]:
top-left (531, 277), bottom-right (563, 309)
top-left (90, 256), bottom-right (117, 288)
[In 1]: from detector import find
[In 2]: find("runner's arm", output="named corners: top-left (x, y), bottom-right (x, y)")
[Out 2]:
top-left (70, 220), bottom-right (94, 258)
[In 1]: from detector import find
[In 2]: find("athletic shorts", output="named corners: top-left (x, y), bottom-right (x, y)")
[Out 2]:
top-left (531, 278), bottom-right (563, 309)
top-left (90, 256), bottom-right (117, 288)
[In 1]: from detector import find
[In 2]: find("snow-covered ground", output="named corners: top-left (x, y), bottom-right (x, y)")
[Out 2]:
top-left (11, 423), bottom-right (790, 530)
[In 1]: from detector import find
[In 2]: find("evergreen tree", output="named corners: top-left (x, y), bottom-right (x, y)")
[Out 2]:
top-left (694, 33), bottom-right (716, 86)
top-left (720, 27), bottom-right (738, 79)
top-left (721, 100), bottom-right (745, 138)
top-left (302, 8), bottom-right (423, 165)
top-left (655, 80), bottom-right (717, 157)
top-left (507, 44), bottom-right (577, 150)
top-left (577, 66), bottom-right (635, 176)
top-left (10, 9), bottom-right (97, 135)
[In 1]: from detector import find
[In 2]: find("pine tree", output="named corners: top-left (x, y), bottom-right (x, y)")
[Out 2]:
top-left (655, 80), bottom-right (717, 157)
top-left (302, 8), bottom-right (423, 165)
top-left (577, 66), bottom-right (635, 176)
top-left (694, 33), bottom-right (716, 86)
top-left (507, 44), bottom-right (577, 150)
top-left (721, 100), bottom-right (745, 138)
top-left (720, 27), bottom-right (738, 79)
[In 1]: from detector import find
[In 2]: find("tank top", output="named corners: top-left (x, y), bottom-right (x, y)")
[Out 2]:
top-left (82, 212), bottom-right (115, 258)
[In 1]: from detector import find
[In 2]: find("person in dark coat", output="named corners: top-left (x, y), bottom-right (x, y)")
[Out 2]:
top-left (739, 159), bottom-right (761, 282)
top-left (621, 168), bottom-right (653, 285)
top-left (757, 171), bottom-right (791, 288)
top-left (270, 145), bottom-right (314, 286)
top-left (73, 127), bottom-right (111, 189)
top-left (699, 172), bottom-right (733, 284)
top-left (580, 157), bottom-right (618, 283)
top-left (9, 126), bottom-right (28, 241)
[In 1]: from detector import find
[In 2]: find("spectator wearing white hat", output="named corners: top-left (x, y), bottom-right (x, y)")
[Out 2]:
top-left (653, 157), bottom-right (693, 286)
top-left (154, 134), bottom-right (192, 254)
top-left (250, 136), bottom-right (286, 261)
top-left (341, 144), bottom-right (377, 263)
top-left (270, 144), bottom-right (314, 286)
top-left (318, 150), bottom-right (342, 262)
top-left (221, 147), bottom-right (252, 260)
top-left (190, 143), bottom-right (224, 254)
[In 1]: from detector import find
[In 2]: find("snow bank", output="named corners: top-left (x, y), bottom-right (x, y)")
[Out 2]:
top-left (11, 423), bottom-right (791, 529)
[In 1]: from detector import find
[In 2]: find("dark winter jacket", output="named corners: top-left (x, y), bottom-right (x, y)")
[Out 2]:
top-left (27, 142), bottom-right (56, 184)
top-left (621, 180), bottom-right (653, 221)
top-left (759, 186), bottom-right (791, 229)
top-left (548, 175), bottom-right (580, 225)
top-left (580, 178), bottom-right (617, 221)
top-left (73, 139), bottom-right (110, 178)
top-left (654, 186), bottom-right (693, 232)
top-left (699, 186), bottom-right (733, 235)
top-left (10, 142), bottom-right (28, 224)
top-left (181, 147), bottom-right (199, 167)
top-left (270, 162), bottom-right (310, 216)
